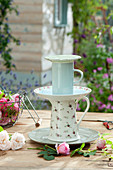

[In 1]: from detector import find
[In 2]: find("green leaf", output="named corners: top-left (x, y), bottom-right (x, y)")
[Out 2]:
top-left (83, 152), bottom-right (90, 157)
top-left (110, 27), bottom-right (113, 35)
top-left (70, 148), bottom-right (80, 157)
top-left (0, 126), bottom-right (4, 132)
top-left (83, 150), bottom-right (97, 157)
top-left (101, 133), bottom-right (110, 136)
top-left (80, 143), bottom-right (85, 150)
top-left (70, 143), bottom-right (85, 157)
top-left (43, 154), bottom-right (55, 161)
top-left (88, 150), bottom-right (97, 156)
top-left (106, 140), bottom-right (112, 145)
top-left (77, 151), bottom-right (83, 155)
top-left (111, 145), bottom-right (113, 149)
top-left (38, 151), bottom-right (48, 155)
top-left (45, 145), bottom-right (56, 152)
top-left (47, 149), bottom-right (57, 155)
top-left (9, 134), bottom-right (12, 141)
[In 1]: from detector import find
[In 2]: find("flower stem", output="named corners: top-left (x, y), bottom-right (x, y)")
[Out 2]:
top-left (45, 145), bottom-right (56, 151)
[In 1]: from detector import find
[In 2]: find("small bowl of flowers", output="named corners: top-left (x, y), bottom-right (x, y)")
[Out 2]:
top-left (0, 91), bottom-right (23, 128)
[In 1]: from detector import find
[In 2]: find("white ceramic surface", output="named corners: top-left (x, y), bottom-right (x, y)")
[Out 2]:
top-left (45, 55), bottom-right (81, 63)
top-left (34, 86), bottom-right (91, 142)
top-left (34, 86), bottom-right (91, 100)
top-left (48, 96), bottom-right (89, 142)
top-left (28, 127), bottom-right (99, 145)
top-left (52, 62), bottom-right (83, 94)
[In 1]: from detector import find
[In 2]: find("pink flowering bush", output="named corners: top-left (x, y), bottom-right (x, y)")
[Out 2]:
top-left (77, 42), bottom-right (113, 113)
top-left (0, 91), bottom-right (22, 127)
top-left (71, 2), bottom-right (113, 113)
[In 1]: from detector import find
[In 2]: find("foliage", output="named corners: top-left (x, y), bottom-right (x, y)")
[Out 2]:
top-left (0, 0), bottom-right (20, 70)
top-left (0, 91), bottom-right (22, 126)
top-left (0, 70), bottom-right (51, 110)
top-left (0, 126), bottom-right (3, 132)
top-left (70, 143), bottom-right (97, 157)
top-left (28, 143), bottom-right (97, 161)
top-left (28, 145), bottom-right (57, 161)
top-left (28, 134), bottom-right (113, 161)
top-left (67, 0), bottom-right (99, 54)
top-left (98, 133), bottom-right (113, 159)
top-left (68, 0), bottom-right (113, 112)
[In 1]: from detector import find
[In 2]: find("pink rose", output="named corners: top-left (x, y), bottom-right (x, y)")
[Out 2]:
top-left (0, 117), bottom-right (10, 125)
top-left (11, 94), bottom-right (20, 102)
top-left (11, 94), bottom-right (21, 108)
top-left (97, 139), bottom-right (106, 150)
top-left (55, 142), bottom-right (70, 155)
top-left (0, 98), bottom-right (7, 110)
top-left (13, 103), bottom-right (19, 112)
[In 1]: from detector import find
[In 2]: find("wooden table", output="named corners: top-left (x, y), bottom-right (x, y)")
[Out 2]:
top-left (1, 110), bottom-right (113, 169)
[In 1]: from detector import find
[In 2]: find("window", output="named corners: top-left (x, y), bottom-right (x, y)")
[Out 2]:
top-left (54, 0), bottom-right (68, 27)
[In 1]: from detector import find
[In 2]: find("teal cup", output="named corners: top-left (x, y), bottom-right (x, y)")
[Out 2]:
top-left (52, 62), bottom-right (83, 95)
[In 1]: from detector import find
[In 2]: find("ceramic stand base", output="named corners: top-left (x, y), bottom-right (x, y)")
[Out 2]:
top-left (34, 86), bottom-right (92, 142)
top-left (48, 100), bottom-right (79, 141)
top-left (28, 127), bottom-right (99, 145)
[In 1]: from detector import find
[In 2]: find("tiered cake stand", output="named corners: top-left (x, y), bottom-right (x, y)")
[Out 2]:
top-left (29, 55), bottom-right (99, 144)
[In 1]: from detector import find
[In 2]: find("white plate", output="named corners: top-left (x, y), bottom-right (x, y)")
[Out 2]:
top-left (45, 55), bottom-right (81, 63)
top-left (34, 86), bottom-right (91, 101)
top-left (28, 127), bottom-right (99, 145)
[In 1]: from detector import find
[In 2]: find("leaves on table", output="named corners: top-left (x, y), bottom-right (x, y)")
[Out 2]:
top-left (70, 143), bottom-right (97, 157)
top-left (37, 145), bottom-right (57, 161)
top-left (43, 154), bottom-right (55, 161)
top-left (70, 143), bottom-right (85, 157)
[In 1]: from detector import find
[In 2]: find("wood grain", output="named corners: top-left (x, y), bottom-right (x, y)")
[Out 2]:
top-left (0, 110), bottom-right (112, 169)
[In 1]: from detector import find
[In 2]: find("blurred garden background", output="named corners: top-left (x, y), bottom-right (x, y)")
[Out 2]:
top-left (0, 0), bottom-right (113, 112)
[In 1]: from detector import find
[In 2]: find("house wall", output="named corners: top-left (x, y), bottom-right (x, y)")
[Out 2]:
top-left (42, 0), bottom-right (73, 71)
top-left (0, 0), bottom-right (73, 85)
top-left (8, 0), bottom-right (43, 72)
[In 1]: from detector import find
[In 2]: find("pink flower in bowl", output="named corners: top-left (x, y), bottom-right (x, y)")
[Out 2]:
top-left (55, 142), bottom-right (70, 155)
top-left (0, 98), bottom-right (8, 109)
top-left (11, 94), bottom-right (20, 102)
top-left (0, 93), bottom-right (22, 127)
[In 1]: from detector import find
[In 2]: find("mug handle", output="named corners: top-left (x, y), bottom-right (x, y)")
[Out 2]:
top-left (76, 96), bottom-right (90, 127)
top-left (73, 69), bottom-right (83, 84)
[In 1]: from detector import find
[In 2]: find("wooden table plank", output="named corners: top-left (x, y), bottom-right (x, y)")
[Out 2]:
top-left (22, 110), bottom-right (113, 121)
top-left (1, 110), bottom-right (113, 169)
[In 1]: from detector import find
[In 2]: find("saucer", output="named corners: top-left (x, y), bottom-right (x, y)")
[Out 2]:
top-left (45, 55), bottom-right (81, 63)
top-left (28, 127), bottom-right (99, 145)
top-left (34, 86), bottom-right (91, 101)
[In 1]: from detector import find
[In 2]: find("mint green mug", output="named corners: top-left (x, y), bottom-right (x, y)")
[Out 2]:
top-left (52, 62), bottom-right (83, 95)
